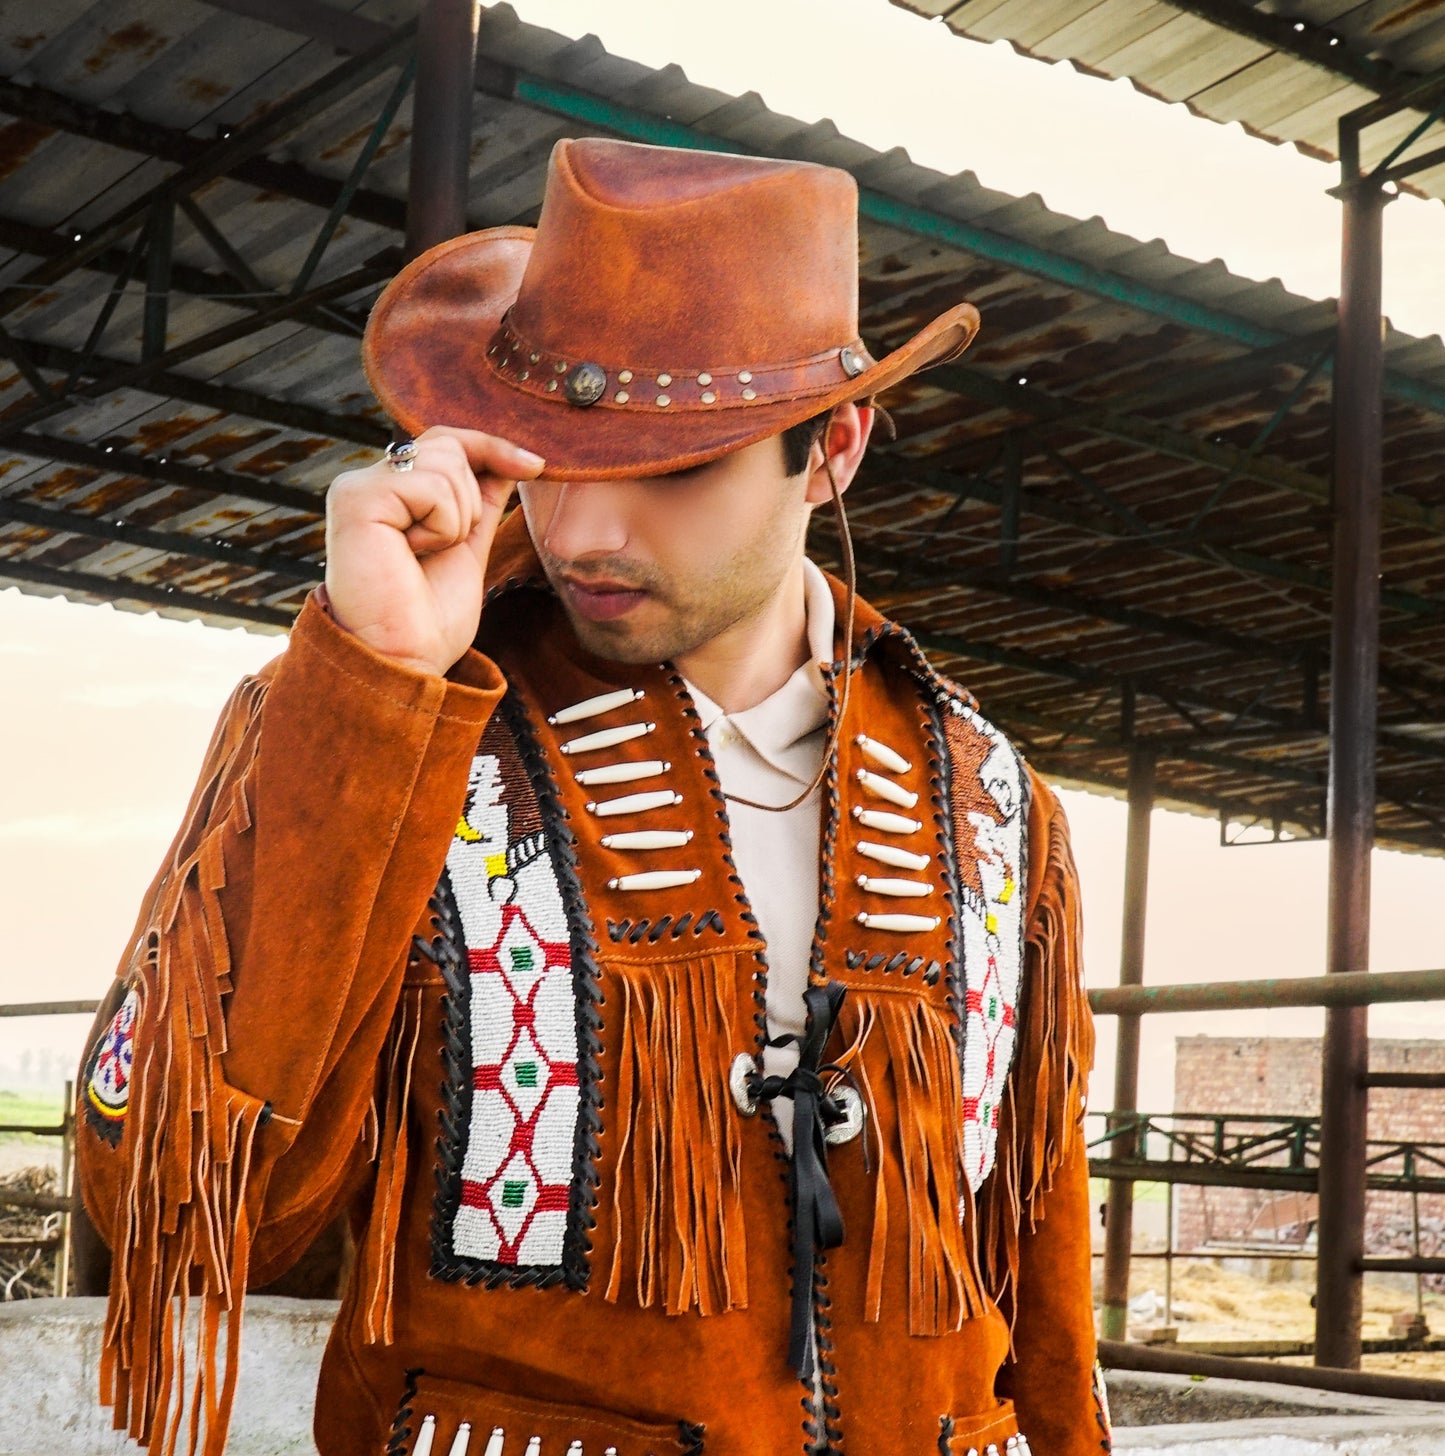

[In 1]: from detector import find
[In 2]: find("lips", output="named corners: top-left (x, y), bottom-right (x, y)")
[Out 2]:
top-left (561, 575), bottom-right (649, 623)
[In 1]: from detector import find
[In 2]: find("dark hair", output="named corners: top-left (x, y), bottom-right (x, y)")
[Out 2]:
top-left (780, 412), bottom-right (829, 477)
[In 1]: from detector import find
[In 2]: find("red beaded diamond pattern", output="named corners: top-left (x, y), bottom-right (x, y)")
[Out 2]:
top-left (455, 900), bottom-right (579, 1265)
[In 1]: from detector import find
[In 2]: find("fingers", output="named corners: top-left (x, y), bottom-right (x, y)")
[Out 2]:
top-left (327, 427), bottom-right (543, 564)
top-left (421, 425), bottom-right (545, 481)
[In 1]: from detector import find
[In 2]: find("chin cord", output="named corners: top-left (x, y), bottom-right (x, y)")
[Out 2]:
top-left (722, 419), bottom-right (858, 814)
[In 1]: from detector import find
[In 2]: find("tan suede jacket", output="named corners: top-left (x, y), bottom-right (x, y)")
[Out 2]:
top-left (78, 519), bottom-right (1106, 1456)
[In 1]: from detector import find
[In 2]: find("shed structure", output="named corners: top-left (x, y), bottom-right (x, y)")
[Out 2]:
top-left (2, 0), bottom-right (1445, 1381)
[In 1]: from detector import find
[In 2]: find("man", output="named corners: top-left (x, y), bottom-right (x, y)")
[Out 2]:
top-left (77, 138), bottom-right (1106, 1456)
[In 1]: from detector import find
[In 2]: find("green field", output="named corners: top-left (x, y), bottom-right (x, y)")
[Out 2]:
top-left (0, 1089), bottom-right (66, 1132)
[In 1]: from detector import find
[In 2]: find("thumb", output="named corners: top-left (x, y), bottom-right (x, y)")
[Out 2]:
top-left (464, 479), bottom-right (517, 577)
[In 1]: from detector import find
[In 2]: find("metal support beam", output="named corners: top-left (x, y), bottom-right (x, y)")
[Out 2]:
top-left (1091, 965), bottom-right (1445, 1016)
top-left (0, 76), bottom-right (407, 234)
top-left (1152, 1), bottom-right (1409, 97)
top-left (141, 199), bottom-right (173, 363)
top-left (1099, 748), bottom-right (1155, 1341)
top-left (0, 556), bottom-right (293, 628)
top-left (1100, 1339), bottom-right (1445, 1404)
top-left (867, 451), bottom-right (1445, 623)
top-left (0, 19), bottom-right (415, 323)
top-left (998, 432), bottom-right (1022, 574)
top-left (0, 258), bottom-right (394, 444)
top-left (1, 334), bottom-right (389, 446)
top-left (1315, 160), bottom-right (1389, 1374)
top-left (406, 0), bottom-right (481, 259)
top-left (0, 498), bottom-right (319, 582)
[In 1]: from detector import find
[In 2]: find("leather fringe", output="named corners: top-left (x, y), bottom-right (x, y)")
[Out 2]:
top-left (977, 800), bottom-right (1095, 1330)
top-left (101, 678), bottom-right (271, 1456)
top-left (362, 984), bottom-right (424, 1344)
top-left (846, 991), bottom-right (985, 1335)
top-left (600, 953), bottom-right (748, 1317)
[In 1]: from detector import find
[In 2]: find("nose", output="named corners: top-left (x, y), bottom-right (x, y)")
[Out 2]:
top-left (540, 481), bottom-right (629, 562)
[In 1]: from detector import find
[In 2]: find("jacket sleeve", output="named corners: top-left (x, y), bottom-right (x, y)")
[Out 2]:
top-left (991, 773), bottom-right (1109, 1456)
top-left (74, 590), bottom-right (505, 1455)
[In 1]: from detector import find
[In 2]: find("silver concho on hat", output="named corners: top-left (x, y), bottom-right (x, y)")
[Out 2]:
top-left (564, 362), bottom-right (608, 407)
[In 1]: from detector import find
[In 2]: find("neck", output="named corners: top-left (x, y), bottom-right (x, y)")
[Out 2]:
top-left (674, 559), bottom-right (810, 714)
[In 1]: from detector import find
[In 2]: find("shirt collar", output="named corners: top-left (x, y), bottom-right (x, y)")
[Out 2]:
top-left (686, 558), bottom-right (835, 785)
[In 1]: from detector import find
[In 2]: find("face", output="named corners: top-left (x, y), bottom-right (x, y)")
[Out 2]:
top-left (518, 436), bottom-right (812, 665)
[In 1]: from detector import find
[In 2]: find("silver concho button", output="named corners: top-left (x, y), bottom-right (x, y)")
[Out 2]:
top-left (729, 1052), bottom-right (758, 1117)
top-left (824, 1085), bottom-right (865, 1145)
top-left (840, 345), bottom-right (866, 378)
top-left (563, 362), bottom-right (608, 406)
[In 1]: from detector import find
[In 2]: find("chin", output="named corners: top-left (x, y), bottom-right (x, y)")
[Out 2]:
top-left (568, 612), bottom-right (676, 667)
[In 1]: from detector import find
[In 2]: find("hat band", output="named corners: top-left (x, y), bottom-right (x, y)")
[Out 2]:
top-left (485, 314), bottom-right (874, 412)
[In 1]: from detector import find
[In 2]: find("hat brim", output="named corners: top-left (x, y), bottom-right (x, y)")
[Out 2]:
top-left (363, 226), bottom-right (980, 482)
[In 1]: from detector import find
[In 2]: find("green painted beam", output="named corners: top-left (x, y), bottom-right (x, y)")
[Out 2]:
top-left (511, 75), bottom-right (1445, 419)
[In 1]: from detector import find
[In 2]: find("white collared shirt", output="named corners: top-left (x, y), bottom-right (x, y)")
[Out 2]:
top-left (684, 558), bottom-right (835, 1148)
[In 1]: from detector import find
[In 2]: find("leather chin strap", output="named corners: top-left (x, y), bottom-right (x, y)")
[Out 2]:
top-left (756, 978), bottom-right (851, 1381)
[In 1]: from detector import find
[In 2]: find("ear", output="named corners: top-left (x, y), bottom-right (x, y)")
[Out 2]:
top-left (802, 402), bottom-right (874, 507)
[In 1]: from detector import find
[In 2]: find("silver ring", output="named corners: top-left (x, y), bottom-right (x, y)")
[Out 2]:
top-left (384, 439), bottom-right (419, 473)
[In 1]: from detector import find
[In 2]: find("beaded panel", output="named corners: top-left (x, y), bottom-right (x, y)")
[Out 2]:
top-left (941, 695), bottom-right (1029, 1193)
top-left (432, 698), bottom-right (597, 1285)
top-left (83, 986), bottom-right (138, 1146)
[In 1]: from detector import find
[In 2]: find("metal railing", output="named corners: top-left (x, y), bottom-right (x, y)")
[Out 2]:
top-left (0, 999), bottom-right (99, 1298)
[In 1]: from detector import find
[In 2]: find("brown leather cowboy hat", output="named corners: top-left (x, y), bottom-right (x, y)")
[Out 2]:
top-left (363, 137), bottom-right (980, 481)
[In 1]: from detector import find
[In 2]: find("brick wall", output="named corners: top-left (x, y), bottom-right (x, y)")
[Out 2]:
top-left (1171, 1036), bottom-right (1445, 1262)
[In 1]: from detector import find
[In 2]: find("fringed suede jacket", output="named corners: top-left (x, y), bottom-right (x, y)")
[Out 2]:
top-left (77, 518), bottom-right (1106, 1456)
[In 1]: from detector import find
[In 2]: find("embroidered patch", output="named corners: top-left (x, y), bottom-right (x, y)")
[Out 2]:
top-left (84, 987), bottom-right (138, 1145)
top-left (431, 696), bottom-right (597, 1286)
top-left (942, 697), bottom-right (1028, 1192)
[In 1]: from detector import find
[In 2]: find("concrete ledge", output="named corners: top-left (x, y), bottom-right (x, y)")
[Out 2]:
top-left (0, 1297), bottom-right (334, 1455)
top-left (5, 1301), bottom-right (1445, 1455)
top-left (1109, 1371), bottom-right (1445, 1455)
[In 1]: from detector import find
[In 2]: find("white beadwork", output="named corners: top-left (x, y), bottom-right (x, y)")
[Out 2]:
top-left (558, 721), bottom-right (655, 755)
top-left (524, 1439), bottom-right (541, 1456)
top-left (952, 698), bottom-right (1026, 1195)
top-left (857, 840), bottom-right (931, 871)
top-left (855, 911), bottom-right (941, 932)
top-left (547, 687), bottom-right (644, 725)
top-left (600, 829), bottom-right (694, 849)
top-left (856, 875), bottom-right (932, 898)
top-left (483, 1429), bottom-right (504, 1456)
top-left (413, 1415), bottom-right (436, 1456)
top-left (573, 759), bottom-right (670, 787)
top-left (447, 749), bottom-right (578, 1270)
top-left (607, 869), bottom-right (703, 891)
top-left (852, 806), bottom-right (921, 835)
top-left (586, 789), bottom-right (682, 817)
top-left (855, 734), bottom-right (911, 774)
top-left (856, 768), bottom-right (918, 809)
top-left (447, 1422), bottom-right (472, 1456)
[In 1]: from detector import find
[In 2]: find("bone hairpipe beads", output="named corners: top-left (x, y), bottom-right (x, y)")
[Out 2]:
top-left (406, 1427), bottom-right (623, 1456)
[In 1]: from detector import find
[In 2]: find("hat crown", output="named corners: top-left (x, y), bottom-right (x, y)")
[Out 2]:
top-left (510, 138), bottom-right (861, 373)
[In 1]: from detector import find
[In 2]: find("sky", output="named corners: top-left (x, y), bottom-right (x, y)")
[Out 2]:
top-left (3, 0), bottom-right (1445, 1117)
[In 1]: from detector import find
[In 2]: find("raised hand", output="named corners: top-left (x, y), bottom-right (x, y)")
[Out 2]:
top-left (323, 426), bottom-right (544, 676)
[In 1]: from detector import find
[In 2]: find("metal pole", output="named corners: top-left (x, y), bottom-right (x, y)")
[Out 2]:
top-left (404, 0), bottom-right (480, 260)
top-left (1412, 1186), bottom-right (1424, 1319)
top-left (55, 1077), bottom-right (73, 1298)
top-left (1100, 747), bottom-right (1155, 1340)
top-left (1315, 139), bottom-right (1388, 1373)
top-left (1163, 1177), bottom-right (1174, 1329)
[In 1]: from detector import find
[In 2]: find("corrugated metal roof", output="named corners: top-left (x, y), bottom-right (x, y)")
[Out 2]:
top-left (3, 0), bottom-right (1445, 851)
top-left (892, 0), bottom-right (1445, 201)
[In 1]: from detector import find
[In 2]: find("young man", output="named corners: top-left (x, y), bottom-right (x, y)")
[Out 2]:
top-left (77, 139), bottom-right (1105, 1456)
